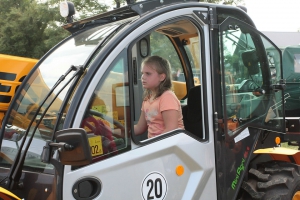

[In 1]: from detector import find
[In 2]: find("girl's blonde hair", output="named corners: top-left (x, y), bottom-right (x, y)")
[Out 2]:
top-left (141, 55), bottom-right (172, 100)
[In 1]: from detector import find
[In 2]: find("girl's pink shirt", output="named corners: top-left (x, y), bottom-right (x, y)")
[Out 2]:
top-left (141, 90), bottom-right (184, 138)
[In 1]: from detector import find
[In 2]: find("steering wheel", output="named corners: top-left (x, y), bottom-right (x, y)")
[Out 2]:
top-left (81, 109), bottom-right (125, 154)
top-left (88, 109), bottom-right (125, 136)
top-left (238, 79), bottom-right (258, 92)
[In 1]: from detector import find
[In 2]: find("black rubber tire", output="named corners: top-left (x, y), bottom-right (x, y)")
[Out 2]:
top-left (239, 161), bottom-right (300, 200)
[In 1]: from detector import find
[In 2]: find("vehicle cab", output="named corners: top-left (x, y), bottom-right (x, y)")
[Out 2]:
top-left (0, 1), bottom-right (285, 199)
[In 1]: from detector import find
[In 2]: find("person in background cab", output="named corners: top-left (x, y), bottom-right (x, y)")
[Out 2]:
top-left (134, 55), bottom-right (184, 138)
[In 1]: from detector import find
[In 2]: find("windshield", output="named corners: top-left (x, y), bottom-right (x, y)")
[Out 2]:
top-left (0, 18), bottom-right (133, 172)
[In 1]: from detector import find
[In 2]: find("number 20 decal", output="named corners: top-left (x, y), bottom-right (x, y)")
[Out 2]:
top-left (141, 172), bottom-right (167, 200)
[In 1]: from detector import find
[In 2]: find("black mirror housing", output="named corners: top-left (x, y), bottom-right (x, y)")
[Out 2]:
top-left (242, 50), bottom-right (260, 75)
top-left (55, 128), bottom-right (92, 166)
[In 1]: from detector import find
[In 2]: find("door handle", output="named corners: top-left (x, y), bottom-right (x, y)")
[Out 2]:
top-left (72, 178), bottom-right (101, 200)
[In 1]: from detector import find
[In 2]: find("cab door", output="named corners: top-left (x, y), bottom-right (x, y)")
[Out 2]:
top-left (216, 17), bottom-right (285, 199)
top-left (62, 6), bottom-right (217, 200)
top-left (219, 17), bottom-right (285, 141)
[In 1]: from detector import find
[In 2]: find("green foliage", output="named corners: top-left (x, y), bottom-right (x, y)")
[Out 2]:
top-left (114, 0), bottom-right (244, 8)
top-left (113, 0), bottom-right (126, 9)
top-left (150, 32), bottom-right (182, 70)
top-left (113, 0), bottom-right (138, 8)
top-left (47, 0), bottom-right (109, 19)
top-left (200, 0), bottom-right (243, 4)
top-left (0, 0), bottom-right (108, 59)
top-left (0, 0), bottom-right (243, 59)
top-left (0, 1), bottom-right (54, 58)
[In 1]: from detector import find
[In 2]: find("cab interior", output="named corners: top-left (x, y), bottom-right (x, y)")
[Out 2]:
top-left (130, 19), bottom-right (203, 141)
top-left (80, 18), bottom-right (205, 162)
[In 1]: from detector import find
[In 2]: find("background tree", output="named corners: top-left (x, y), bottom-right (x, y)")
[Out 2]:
top-left (0, 0), bottom-right (108, 59)
top-left (200, 0), bottom-right (243, 4)
top-left (150, 0), bottom-right (244, 69)
top-left (0, 0), bottom-right (243, 58)
top-left (47, 0), bottom-right (109, 19)
top-left (113, 0), bottom-right (135, 8)
top-left (112, 0), bottom-right (244, 8)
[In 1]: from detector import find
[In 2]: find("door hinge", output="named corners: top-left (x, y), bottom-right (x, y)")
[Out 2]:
top-left (193, 10), bottom-right (209, 24)
top-left (214, 112), bottom-right (223, 131)
top-left (209, 7), bottom-right (219, 30)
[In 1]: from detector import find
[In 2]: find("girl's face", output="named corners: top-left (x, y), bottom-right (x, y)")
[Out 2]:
top-left (141, 64), bottom-right (165, 92)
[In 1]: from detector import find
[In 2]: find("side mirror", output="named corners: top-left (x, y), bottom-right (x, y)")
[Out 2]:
top-left (242, 50), bottom-right (260, 75)
top-left (55, 128), bottom-right (92, 166)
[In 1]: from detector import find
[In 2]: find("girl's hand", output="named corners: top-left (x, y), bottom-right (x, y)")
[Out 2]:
top-left (134, 111), bottom-right (148, 135)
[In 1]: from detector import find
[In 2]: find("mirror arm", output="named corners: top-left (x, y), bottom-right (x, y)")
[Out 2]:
top-left (40, 145), bottom-right (64, 200)
top-left (40, 141), bottom-right (64, 188)
top-left (49, 142), bottom-right (75, 151)
top-left (41, 141), bottom-right (74, 164)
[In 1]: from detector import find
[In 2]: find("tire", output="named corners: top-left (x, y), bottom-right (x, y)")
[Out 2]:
top-left (239, 161), bottom-right (300, 200)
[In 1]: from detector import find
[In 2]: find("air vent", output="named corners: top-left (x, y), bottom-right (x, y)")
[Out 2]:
top-left (0, 95), bottom-right (11, 103)
top-left (0, 72), bottom-right (16, 81)
top-left (0, 84), bottom-right (11, 92)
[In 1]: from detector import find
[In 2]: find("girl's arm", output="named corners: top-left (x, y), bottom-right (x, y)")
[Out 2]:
top-left (162, 109), bottom-right (180, 133)
top-left (134, 111), bottom-right (148, 135)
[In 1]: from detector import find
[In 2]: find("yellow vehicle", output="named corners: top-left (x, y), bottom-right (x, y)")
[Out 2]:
top-left (0, 54), bottom-right (38, 123)
top-left (0, 187), bottom-right (21, 200)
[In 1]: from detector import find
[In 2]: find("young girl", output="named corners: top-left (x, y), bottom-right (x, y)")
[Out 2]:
top-left (134, 55), bottom-right (184, 138)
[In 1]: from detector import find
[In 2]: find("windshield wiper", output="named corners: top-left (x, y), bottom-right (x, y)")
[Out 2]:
top-left (6, 65), bottom-right (84, 190)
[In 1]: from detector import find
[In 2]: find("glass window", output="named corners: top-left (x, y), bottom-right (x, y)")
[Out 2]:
top-left (150, 31), bottom-right (186, 100)
top-left (220, 20), bottom-right (284, 135)
top-left (282, 46), bottom-right (300, 115)
top-left (184, 36), bottom-right (201, 86)
top-left (133, 19), bottom-right (203, 140)
top-left (0, 18), bottom-right (134, 173)
top-left (80, 51), bottom-right (131, 162)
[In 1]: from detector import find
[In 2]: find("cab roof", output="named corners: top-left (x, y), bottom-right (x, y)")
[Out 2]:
top-left (62, 0), bottom-right (251, 34)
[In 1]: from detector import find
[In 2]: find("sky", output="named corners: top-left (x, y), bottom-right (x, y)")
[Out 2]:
top-left (243, 0), bottom-right (300, 32)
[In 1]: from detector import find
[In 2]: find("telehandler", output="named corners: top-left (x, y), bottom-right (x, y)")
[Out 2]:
top-left (0, 0), bottom-right (299, 199)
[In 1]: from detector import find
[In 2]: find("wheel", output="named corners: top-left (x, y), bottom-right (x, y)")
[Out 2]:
top-left (239, 161), bottom-right (300, 200)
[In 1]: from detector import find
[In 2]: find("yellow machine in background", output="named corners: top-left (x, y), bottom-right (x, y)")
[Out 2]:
top-left (0, 54), bottom-right (38, 123)
top-left (0, 187), bottom-right (22, 200)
